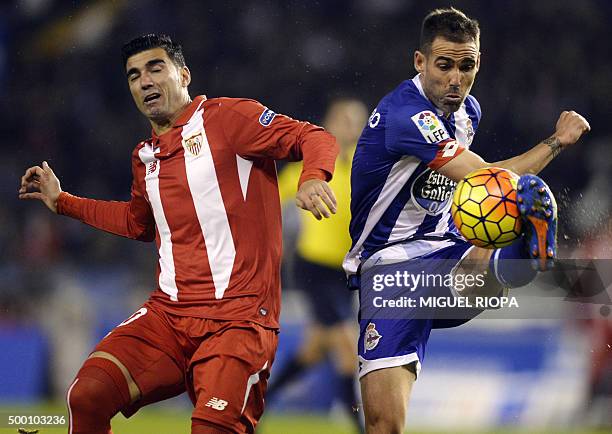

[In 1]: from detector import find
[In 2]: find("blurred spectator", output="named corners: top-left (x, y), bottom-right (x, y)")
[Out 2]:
top-left (272, 98), bottom-right (368, 432)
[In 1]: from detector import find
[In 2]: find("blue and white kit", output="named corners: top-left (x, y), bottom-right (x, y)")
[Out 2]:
top-left (343, 74), bottom-right (482, 378)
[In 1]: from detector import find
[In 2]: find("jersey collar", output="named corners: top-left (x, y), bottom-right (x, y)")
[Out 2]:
top-left (151, 95), bottom-right (207, 140)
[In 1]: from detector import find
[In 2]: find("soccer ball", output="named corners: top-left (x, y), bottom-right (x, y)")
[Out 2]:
top-left (451, 167), bottom-right (522, 248)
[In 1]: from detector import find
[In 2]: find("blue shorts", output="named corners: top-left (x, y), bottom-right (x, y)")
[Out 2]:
top-left (357, 241), bottom-right (484, 378)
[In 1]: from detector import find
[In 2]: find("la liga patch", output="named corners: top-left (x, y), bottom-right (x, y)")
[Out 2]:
top-left (411, 110), bottom-right (450, 144)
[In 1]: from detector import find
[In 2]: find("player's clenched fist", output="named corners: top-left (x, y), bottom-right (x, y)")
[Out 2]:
top-left (554, 110), bottom-right (591, 148)
top-left (295, 179), bottom-right (337, 220)
top-left (18, 161), bottom-right (62, 213)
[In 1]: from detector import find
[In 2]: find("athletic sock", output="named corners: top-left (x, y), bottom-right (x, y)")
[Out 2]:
top-left (489, 237), bottom-right (537, 288)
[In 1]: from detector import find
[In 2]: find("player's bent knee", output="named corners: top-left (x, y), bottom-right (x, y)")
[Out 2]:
top-left (67, 356), bottom-right (133, 431)
top-left (363, 393), bottom-right (406, 434)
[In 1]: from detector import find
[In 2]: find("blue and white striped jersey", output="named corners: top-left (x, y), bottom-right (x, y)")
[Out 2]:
top-left (343, 74), bottom-right (481, 275)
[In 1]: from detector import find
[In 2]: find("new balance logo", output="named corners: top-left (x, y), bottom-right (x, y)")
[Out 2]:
top-left (147, 161), bottom-right (157, 175)
top-left (205, 397), bottom-right (229, 411)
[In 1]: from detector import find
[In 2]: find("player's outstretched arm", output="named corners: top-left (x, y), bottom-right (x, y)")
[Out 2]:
top-left (438, 110), bottom-right (590, 181)
top-left (295, 179), bottom-right (337, 220)
top-left (19, 160), bottom-right (155, 241)
top-left (19, 161), bottom-right (61, 213)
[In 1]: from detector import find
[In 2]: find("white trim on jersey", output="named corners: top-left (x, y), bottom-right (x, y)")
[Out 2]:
top-left (236, 155), bottom-right (253, 201)
top-left (182, 105), bottom-right (236, 300)
top-left (140, 144), bottom-right (180, 301)
top-left (343, 156), bottom-right (421, 274)
top-left (360, 239), bottom-right (456, 274)
top-left (452, 103), bottom-right (471, 146)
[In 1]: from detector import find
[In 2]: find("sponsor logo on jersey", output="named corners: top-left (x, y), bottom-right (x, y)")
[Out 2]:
top-left (183, 132), bottom-right (203, 156)
top-left (205, 397), bottom-right (229, 411)
top-left (147, 161), bottom-right (158, 175)
top-left (364, 322), bottom-right (382, 352)
top-left (411, 110), bottom-right (450, 144)
top-left (258, 108), bottom-right (277, 127)
top-left (410, 168), bottom-right (456, 215)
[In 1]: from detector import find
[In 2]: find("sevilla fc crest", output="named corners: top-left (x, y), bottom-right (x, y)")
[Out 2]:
top-left (364, 322), bottom-right (382, 352)
top-left (183, 132), bottom-right (203, 156)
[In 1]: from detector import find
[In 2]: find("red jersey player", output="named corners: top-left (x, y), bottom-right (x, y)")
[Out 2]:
top-left (19, 34), bottom-right (339, 434)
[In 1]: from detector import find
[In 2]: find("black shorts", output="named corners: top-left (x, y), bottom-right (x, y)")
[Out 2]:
top-left (292, 254), bottom-right (353, 326)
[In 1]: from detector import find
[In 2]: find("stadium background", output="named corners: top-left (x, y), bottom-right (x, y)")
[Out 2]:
top-left (0, 0), bottom-right (610, 433)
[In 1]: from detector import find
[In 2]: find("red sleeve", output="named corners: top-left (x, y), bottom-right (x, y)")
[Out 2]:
top-left (218, 98), bottom-right (339, 186)
top-left (427, 139), bottom-right (466, 170)
top-left (56, 148), bottom-right (155, 242)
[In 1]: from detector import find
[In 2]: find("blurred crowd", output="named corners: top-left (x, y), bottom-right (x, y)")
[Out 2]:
top-left (0, 0), bottom-right (610, 415)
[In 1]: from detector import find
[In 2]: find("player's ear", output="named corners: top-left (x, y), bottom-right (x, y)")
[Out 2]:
top-left (476, 52), bottom-right (481, 72)
top-left (180, 66), bottom-right (191, 88)
top-left (414, 50), bottom-right (425, 73)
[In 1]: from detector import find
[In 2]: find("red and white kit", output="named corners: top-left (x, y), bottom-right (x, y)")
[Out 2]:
top-left (60, 96), bottom-right (338, 432)
top-left (58, 95), bottom-right (338, 328)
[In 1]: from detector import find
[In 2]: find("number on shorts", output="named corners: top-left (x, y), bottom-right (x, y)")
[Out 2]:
top-left (117, 307), bottom-right (148, 327)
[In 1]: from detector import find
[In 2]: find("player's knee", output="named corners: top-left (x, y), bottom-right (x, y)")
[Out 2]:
top-left (67, 358), bottom-right (131, 422)
top-left (67, 378), bottom-right (101, 417)
top-left (364, 408), bottom-right (405, 434)
top-left (364, 395), bottom-right (406, 433)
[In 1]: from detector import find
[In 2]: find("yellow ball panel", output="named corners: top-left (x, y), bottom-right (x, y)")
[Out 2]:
top-left (459, 212), bottom-right (479, 228)
top-left (485, 222), bottom-right (502, 241)
top-left (499, 214), bottom-right (519, 233)
top-left (494, 234), bottom-right (518, 248)
top-left (460, 225), bottom-right (476, 241)
top-left (473, 222), bottom-right (490, 243)
top-left (456, 181), bottom-right (473, 206)
top-left (470, 185), bottom-right (489, 203)
top-left (461, 199), bottom-right (482, 217)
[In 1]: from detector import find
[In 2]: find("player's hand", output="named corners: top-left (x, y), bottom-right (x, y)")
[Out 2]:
top-left (18, 161), bottom-right (62, 213)
top-left (554, 111), bottom-right (590, 148)
top-left (295, 179), bottom-right (337, 220)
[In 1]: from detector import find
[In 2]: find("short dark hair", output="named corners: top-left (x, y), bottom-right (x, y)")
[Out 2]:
top-left (121, 34), bottom-right (186, 68)
top-left (419, 7), bottom-right (480, 53)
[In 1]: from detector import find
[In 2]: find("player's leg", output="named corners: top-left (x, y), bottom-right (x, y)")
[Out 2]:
top-left (267, 256), bottom-right (355, 402)
top-left (360, 364), bottom-right (417, 434)
top-left (357, 317), bottom-right (427, 434)
top-left (266, 323), bottom-right (325, 400)
top-left (67, 304), bottom-right (186, 434)
top-left (328, 320), bottom-right (363, 432)
top-left (189, 321), bottom-right (278, 434)
top-left (356, 315), bottom-right (430, 433)
top-left (293, 256), bottom-right (362, 430)
top-left (66, 354), bottom-right (134, 434)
